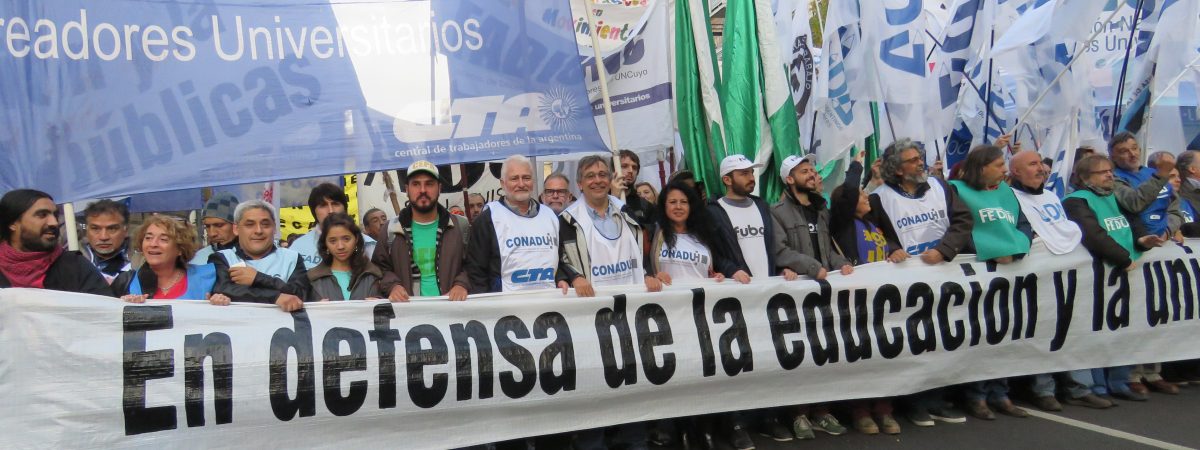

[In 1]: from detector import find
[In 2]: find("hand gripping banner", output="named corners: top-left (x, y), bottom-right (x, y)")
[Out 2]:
top-left (4, 241), bottom-right (1200, 447)
top-left (0, 0), bottom-right (606, 202)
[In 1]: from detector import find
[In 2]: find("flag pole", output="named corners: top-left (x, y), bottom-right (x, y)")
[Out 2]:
top-left (581, 0), bottom-right (624, 194)
top-left (63, 203), bottom-right (79, 251)
top-left (983, 29), bottom-right (996, 144)
top-left (1012, 6), bottom-right (1124, 133)
top-left (1111, 0), bottom-right (1148, 135)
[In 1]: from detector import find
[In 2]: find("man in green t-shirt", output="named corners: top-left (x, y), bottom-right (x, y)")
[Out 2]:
top-left (371, 160), bottom-right (471, 301)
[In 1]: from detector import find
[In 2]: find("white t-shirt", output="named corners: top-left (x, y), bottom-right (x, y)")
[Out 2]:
top-left (658, 233), bottom-right (711, 281)
top-left (720, 198), bottom-right (770, 277)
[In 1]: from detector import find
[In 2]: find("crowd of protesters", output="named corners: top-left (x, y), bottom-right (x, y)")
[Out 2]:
top-left (2, 135), bottom-right (1199, 450)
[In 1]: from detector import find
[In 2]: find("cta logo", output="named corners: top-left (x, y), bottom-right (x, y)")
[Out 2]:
top-left (512, 267), bottom-right (555, 284)
top-left (393, 89), bottom-right (581, 141)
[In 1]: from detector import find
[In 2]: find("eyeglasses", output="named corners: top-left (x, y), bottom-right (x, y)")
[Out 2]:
top-left (902, 156), bottom-right (924, 165)
top-left (543, 189), bottom-right (570, 197)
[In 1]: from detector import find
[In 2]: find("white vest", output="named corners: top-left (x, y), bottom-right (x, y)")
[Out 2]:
top-left (658, 233), bottom-right (711, 281)
top-left (875, 180), bottom-right (950, 254)
top-left (566, 201), bottom-right (643, 287)
top-left (719, 198), bottom-right (770, 277)
top-left (217, 247), bottom-right (301, 281)
top-left (489, 202), bottom-right (561, 292)
top-left (1012, 188), bottom-right (1082, 255)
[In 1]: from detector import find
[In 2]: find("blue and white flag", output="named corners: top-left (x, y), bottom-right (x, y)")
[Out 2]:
top-left (0, 0), bottom-right (606, 202)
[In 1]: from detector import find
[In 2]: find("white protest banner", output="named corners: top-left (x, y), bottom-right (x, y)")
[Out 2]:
top-left (581, 0), bottom-right (674, 152)
top-left (5, 241), bottom-right (1200, 448)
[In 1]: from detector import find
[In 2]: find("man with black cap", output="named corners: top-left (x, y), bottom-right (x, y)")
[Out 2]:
top-left (0, 189), bottom-right (111, 295)
top-left (372, 160), bottom-right (470, 301)
top-left (191, 192), bottom-right (241, 265)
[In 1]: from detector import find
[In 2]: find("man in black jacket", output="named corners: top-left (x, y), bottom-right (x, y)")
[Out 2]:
top-left (210, 200), bottom-right (310, 311)
top-left (0, 189), bottom-right (111, 296)
top-left (707, 154), bottom-right (774, 279)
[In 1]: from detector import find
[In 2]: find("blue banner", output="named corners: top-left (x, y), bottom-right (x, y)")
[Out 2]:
top-left (0, 0), bottom-right (605, 202)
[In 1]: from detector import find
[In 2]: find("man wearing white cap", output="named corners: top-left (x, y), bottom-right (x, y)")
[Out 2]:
top-left (706, 154), bottom-right (775, 280)
top-left (772, 154), bottom-right (854, 280)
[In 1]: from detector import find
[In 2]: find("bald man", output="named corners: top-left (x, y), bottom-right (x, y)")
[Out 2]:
top-left (1010, 151), bottom-right (1108, 411)
top-left (1008, 151), bottom-right (1082, 255)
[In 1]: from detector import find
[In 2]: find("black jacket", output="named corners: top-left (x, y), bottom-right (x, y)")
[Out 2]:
top-left (829, 161), bottom-right (880, 265)
top-left (0, 250), bottom-right (112, 296)
top-left (209, 246), bottom-right (311, 303)
top-left (867, 177), bottom-right (974, 260)
top-left (1063, 187), bottom-right (1152, 268)
top-left (706, 195), bottom-right (774, 277)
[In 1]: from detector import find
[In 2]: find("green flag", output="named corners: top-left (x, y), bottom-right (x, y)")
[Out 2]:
top-left (675, 0), bottom-right (727, 199)
top-left (721, 0), bottom-right (804, 203)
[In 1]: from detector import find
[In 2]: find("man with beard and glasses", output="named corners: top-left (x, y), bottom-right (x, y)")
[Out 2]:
top-left (80, 199), bottom-right (133, 283)
top-left (0, 189), bottom-right (111, 295)
top-left (1065, 154), bottom-right (1167, 403)
top-left (867, 139), bottom-right (972, 428)
top-left (869, 138), bottom-right (974, 265)
top-left (467, 154), bottom-right (587, 295)
top-left (539, 172), bottom-right (572, 214)
top-left (372, 160), bottom-right (470, 301)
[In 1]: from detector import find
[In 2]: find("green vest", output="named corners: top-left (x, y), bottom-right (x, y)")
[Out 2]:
top-left (1065, 189), bottom-right (1141, 261)
top-left (949, 180), bottom-right (1031, 260)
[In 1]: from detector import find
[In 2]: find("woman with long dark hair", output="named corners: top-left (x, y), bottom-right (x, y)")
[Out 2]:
top-left (307, 213), bottom-right (385, 300)
top-left (650, 182), bottom-right (749, 285)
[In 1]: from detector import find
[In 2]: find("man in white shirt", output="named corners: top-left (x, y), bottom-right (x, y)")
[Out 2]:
top-left (707, 154), bottom-right (774, 279)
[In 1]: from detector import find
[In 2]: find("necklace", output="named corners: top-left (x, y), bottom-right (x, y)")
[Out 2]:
top-left (158, 270), bottom-right (184, 293)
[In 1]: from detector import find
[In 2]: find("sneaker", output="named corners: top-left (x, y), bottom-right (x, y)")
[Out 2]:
top-left (1064, 393), bottom-right (1113, 409)
top-left (904, 409), bottom-right (935, 427)
top-left (791, 415), bottom-right (816, 440)
top-left (1147, 379), bottom-right (1180, 394)
top-left (990, 399), bottom-right (1029, 418)
top-left (1034, 396), bottom-right (1063, 412)
top-left (812, 414), bottom-right (847, 436)
top-left (729, 424), bottom-right (755, 450)
top-left (755, 417), bottom-right (793, 442)
top-left (967, 400), bottom-right (995, 420)
top-left (852, 416), bottom-right (879, 435)
top-left (878, 415), bottom-right (902, 435)
top-left (928, 406), bottom-right (967, 424)
top-left (1111, 390), bottom-right (1149, 402)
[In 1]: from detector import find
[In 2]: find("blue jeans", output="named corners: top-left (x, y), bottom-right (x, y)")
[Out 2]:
top-left (1035, 373), bottom-right (1092, 399)
top-left (1070, 369), bottom-right (1109, 396)
top-left (965, 379), bottom-right (1010, 403)
top-left (1106, 366), bottom-right (1133, 394)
